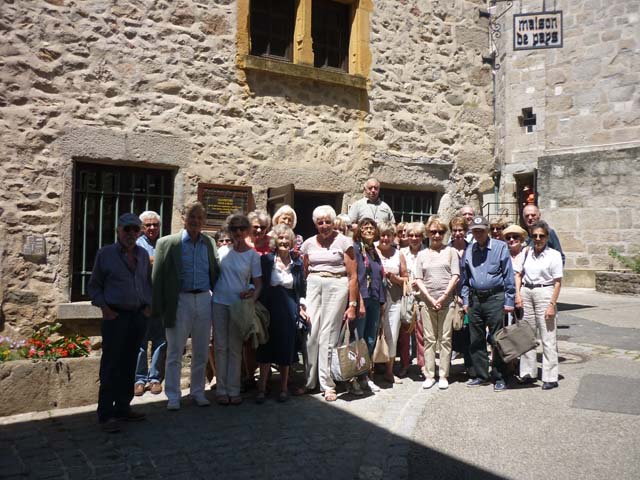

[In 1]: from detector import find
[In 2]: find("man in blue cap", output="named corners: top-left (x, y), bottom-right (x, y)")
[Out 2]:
top-left (88, 212), bottom-right (152, 432)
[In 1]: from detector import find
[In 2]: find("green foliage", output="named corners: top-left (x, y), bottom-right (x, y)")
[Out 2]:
top-left (608, 248), bottom-right (640, 274)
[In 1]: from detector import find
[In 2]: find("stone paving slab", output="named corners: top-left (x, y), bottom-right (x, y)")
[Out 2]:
top-left (573, 374), bottom-right (640, 416)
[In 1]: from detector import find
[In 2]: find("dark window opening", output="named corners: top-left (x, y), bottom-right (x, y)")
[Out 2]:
top-left (71, 163), bottom-right (174, 301)
top-left (312, 0), bottom-right (351, 72)
top-left (380, 189), bottom-right (439, 224)
top-left (250, 0), bottom-right (296, 61)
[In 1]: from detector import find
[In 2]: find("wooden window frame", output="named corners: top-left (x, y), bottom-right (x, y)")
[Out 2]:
top-left (237, 0), bottom-right (372, 89)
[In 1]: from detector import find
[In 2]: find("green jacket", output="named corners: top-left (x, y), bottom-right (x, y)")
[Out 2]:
top-left (151, 231), bottom-right (219, 328)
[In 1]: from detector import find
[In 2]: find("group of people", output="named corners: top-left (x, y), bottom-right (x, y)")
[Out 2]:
top-left (88, 177), bottom-right (564, 433)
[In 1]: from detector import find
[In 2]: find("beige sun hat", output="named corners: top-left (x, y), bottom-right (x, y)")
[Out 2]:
top-left (502, 224), bottom-right (528, 238)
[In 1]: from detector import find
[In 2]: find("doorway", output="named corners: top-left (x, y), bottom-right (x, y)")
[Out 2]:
top-left (294, 191), bottom-right (343, 240)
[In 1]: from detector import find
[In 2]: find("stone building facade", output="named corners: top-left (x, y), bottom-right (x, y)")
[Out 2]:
top-left (0, 0), bottom-right (494, 332)
top-left (492, 0), bottom-right (640, 285)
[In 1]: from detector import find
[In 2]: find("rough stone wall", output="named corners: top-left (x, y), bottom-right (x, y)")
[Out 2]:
top-left (538, 147), bottom-right (640, 270)
top-left (493, 0), bottom-right (640, 273)
top-left (595, 272), bottom-right (640, 297)
top-left (0, 0), bottom-right (493, 331)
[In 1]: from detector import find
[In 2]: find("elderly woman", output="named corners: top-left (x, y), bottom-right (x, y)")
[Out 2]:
top-left (377, 222), bottom-right (408, 384)
top-left (415, 216), bottom-right (460, 390)
top-left (490, 217), bottom-right (509, 241)
top-left (503, 224), bottom-right (528, 325)
top-left (212, 213), bottom-right (263, 405)
top-left (248, 210), bottom-right (272, 256)
top-left (256, 224), bottom-right (306, 403)
top-left (395, 222), bottom-right (409, 248)
top-left (514, 220), bottom-right (563, 390)
top-left (351, 218), bottom-right (385, 393)
top-left (398, 222), bottom-right (427, 377)
top-left (300, 205), bottom-right (358, 402)
top-left (272, 204), bottom-right (304, 252)
top-left (333, 213), bottom-right (352, 236)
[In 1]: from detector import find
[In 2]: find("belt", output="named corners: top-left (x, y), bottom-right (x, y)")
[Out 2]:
top-left (183, 289), bottom-right (208, 294)
top-left (471, 286), bottom-right (504, 297)
top-left (523, 283), bottom-right (554, 289)
top-left (310, 272), bottom-right (346, 278)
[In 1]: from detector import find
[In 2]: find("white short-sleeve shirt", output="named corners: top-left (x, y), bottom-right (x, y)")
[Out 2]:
top-left (515, 247), bottom-right (563, 285)
top-left (213, 247), bottom-right (262, 306)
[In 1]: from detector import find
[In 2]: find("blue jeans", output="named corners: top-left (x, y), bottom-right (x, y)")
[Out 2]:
top-left (135, 315), bottom-right (166, 384)
top-left (351, 297), bottom-right (382, 357)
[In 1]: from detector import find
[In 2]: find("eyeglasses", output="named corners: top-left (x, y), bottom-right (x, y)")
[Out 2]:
top-left (532, 233), bottom-right (547, 239)
top-left (316, 220), bottom-right (332, 226)
top-left (123, 225), bottom-right (140, 233)
top-left (491, 227), bottom-right (504, 231)
top-left (229, 226), bottom-right (247, 232)
top-left (407, 233), bottom-right (422, 238)
top-left (360, 225), bottom-right (376, 231)
top-left (219, 238), bottom-right (232, 244)
top-left (429, 230), bottom-right (445, 235)
top-left (452, 228), bottom-right (465, 233)
top-left (252, 225), bottom-right (267, 230)
top-left (505, 235), bottom-right (521, 241)
top-left (144, 223), bottom-right (160, 228)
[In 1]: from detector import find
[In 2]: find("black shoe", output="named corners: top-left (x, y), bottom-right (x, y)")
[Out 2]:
top-left (99, 418), bottom-right (121, 433)
top-left (115, 410), bottom-right (146, 422)
top-left (517, 376), bottom-right (537, 385)
top-left (542, 381), bottom-right (559, 390)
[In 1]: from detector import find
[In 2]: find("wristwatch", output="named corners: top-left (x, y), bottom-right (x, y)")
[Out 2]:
top-left (348, 300), bottom-right (358, 308)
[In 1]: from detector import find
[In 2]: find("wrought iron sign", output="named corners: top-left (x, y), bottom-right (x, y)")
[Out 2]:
top-left (513, 11), bottom-right (563, 50)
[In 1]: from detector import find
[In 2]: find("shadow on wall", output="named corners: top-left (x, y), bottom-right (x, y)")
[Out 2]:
top-left (244, 69), bottom-right (370, 113)
top-left (0, 394), bottom-right (506, 480)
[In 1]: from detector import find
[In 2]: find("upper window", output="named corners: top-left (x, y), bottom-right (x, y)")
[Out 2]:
top-left (250, 0), bottom-right (295, 61)
top-left (312, 0), bottom-right (351, 71)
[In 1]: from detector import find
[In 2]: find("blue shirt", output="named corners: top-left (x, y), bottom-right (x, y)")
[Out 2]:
top-left (180, 230), bottom-right (211, 292)
top-left (353, 242), bottom-right (386, 303)
top-left (136, 234), bottom-right (156, 257)
top-left (88, 242), bottom-right (152, 309)
top-left (461, 238), bottom-right (515, 307)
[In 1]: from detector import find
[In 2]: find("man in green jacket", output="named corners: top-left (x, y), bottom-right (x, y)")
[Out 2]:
top-left (152, 202), bottom-right (219, 410)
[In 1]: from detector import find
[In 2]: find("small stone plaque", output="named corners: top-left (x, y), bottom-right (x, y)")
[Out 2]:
top-left (22, 234), bottom-right (46, 262)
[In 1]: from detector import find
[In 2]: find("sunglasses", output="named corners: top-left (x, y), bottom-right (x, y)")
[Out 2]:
top-left (144, 223), bottom-right (159, 228)
top-left (316, 220), bottom-right (332, 226)
top-left (505, 235), bottom-right (521, 241)
top-left (429, 230), bottom-right (445, 235)
top-left (123, 225), bottom-right (140, 233)
top-left (229, 226), bottom-right (247, 232)
top-left (532, 233), bottom-right (547, 239)
top-left (252, 225), bottom-right (267, 230)
top-left (491, 227), bottom-right (504, 231)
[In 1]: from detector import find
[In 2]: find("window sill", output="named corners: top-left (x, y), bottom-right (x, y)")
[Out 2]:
top-left (239, 54), bottom-right (367, 90)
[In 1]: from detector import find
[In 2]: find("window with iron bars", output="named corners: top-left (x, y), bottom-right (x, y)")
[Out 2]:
top-left (379, 189), bottom-right (439, 224)
top-left (71, 162), bottom-right (174, 301)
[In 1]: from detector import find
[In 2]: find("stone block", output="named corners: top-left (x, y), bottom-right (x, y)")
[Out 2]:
top-left (547, 95), bottom-right (573, 112)
top-left (546, 69), bottom-right (567, 86)
top-left (57, 302), bottom-right (102, 320)
top-left (579, 209), bottom-right (619, 230)
top-left (608, 85), bottom-right (635, 102)
top-left (456, 107), bottom-right (492, 128)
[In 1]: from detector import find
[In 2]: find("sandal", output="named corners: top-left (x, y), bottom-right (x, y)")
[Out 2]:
top-left (292, 386), bottom-right (308, 396)
top-left (324, 390), bottom-right (337, 402)
top-left (216, 395), bottom-right (230, 406)
top-left (230, 396), bottom-right (243, 406)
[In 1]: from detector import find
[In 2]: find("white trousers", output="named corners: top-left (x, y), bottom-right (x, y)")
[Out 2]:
top-left (212, 303), bottom-right (243, 397)
top-left (422, 301), bottom-right (455, 379)
top-left (382, 299), bottom-right (402, 358)
top-left (165, 292), bottom-right (212, 402)
top-left (519, 286), bottom-right (558, 382)
top-left (305, 275), bottom-right (348, 392)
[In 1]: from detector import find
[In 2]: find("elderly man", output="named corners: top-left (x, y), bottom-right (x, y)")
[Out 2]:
top-left (461, 215), bottom-right (515, 392)
top-left (348, 177), bottom-right (395, 227)
top-left (134, 211), bottom-right (166, 396)
top-left (522, 204), bottom-right (565, 265)
top-left (460, 205), bottom-right (475, 242)
top-left (152, 202), bottom-right (219, 411)
top-left (88, 213), bottom-right (152, 433)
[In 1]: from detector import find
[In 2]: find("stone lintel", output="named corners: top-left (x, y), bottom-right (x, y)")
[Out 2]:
top-left (57, 302), bottom-right (102, 320)
top-left (240, 55), bottom-right (367, 90)
top-left (58, 127), bottom-right (190, 168)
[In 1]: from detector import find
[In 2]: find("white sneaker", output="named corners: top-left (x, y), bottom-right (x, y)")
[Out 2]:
top-left (366, 378), bottom-right (381, 392)
top-left (348, 380), bottom-right (364, 396)
top-left (438, 378), bottom-right (449, 390)
top-left (422, 377), bottom-right (436, 389)
top-left (167, 400), bottom-right (180, 411)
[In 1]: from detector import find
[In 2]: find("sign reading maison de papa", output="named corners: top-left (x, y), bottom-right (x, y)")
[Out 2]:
top-left (513, 11), bottom-right (563, 51)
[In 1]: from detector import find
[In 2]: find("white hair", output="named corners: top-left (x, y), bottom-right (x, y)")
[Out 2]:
top-left (312, 205), bottom-right (337, 223)
top-left (272, 204), bottom-right (298, 228)
top-left (139, 210), bottom-right (161, 223)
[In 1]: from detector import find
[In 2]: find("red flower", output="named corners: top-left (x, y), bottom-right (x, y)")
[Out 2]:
top-left (61, 350), bottom-right (69, 357)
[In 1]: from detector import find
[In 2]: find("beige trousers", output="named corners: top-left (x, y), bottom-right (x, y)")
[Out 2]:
top-left (519, 286), bottom-right (558, 382)
top-left (305, 274), bottom-right (348, 392)
top-left (422, 300), bottom-right (455, 379)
